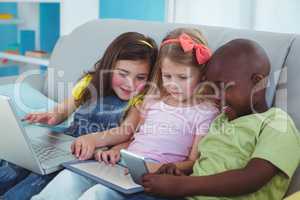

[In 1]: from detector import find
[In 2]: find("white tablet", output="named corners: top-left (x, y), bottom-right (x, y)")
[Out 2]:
top-left (120, 149), bottom-right (149, 185)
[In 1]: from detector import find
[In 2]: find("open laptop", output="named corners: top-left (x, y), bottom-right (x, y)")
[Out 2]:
top-left (0, 95), bottom-right (76, 175)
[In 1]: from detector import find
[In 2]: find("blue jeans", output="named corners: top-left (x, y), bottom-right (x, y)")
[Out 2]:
top-left (32, 169), bottom-right (97, 200)
top-left (0, 161), bottom-right (57, 200)
top-left (32, 159), bottom-right (162, 200)
top-left (0, 161), bottom-right (30, 195)
top-left (32, 170), bottom-right (169, 200)
top-left (78, 183), bottom-right (170, 200)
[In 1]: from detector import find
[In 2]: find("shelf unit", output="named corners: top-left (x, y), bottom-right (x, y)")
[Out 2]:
top-left (0, 1), bottom-right (52, 74)
top-left (0, 18), bottom-right (23, 24)
top-left (0, 0), bottom-right (99, 67)
top-left (0, 0), bottom-right (100, 36)
top-left (0, 0), bottom-right (61, 3)
top-left (0, 52), bottom-right (49, 66)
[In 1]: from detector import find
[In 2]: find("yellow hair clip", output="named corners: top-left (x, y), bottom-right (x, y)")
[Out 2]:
top-left (138, 40), bottom-right (153, 48)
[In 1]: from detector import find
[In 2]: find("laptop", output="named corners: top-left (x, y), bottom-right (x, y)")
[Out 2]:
top-left (0, 95), bottom-right (76, 175)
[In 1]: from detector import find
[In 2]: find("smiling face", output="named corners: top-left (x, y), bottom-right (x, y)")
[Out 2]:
top-left (161, 58), bottom-right (203, 103)
top-left (111, 59), bottom-right (150, 100)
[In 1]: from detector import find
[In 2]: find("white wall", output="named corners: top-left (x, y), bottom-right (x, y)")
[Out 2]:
top-left (253, 0), bottom-right (300, 33)
top-left (17, 0), bottom-right (100, 48)
top-left (60, 0), bottom-right (99, 36)
top-left (170, 0), bottom-right (300, 34)
top-left (172, 0), bottom-right (253, 29)
top-left (17, 3), bottom-right (40, 49)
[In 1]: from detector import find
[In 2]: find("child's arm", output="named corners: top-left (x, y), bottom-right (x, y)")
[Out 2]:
top-left (23, 96), bottom-right (77, 125)
top-left (175, 134), bottom-right (202, 174)
top-left (94, 107), bottom-right (141, 147)
top-left (24, 74), bottom-right (92, 125)
top-left (51, 96), bottom-right (78, 120)
top-left (71, 106), bottom-right (142, 160)
top-left (142, 158), bottom-right (278, 198)
top-left (152, 135), bottom-right (203, 175)
top-left (94, 140), bottom-right (132, 165)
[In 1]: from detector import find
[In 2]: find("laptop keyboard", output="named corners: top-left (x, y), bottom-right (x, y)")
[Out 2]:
top-left (31, 141), bottom-right (71, 163)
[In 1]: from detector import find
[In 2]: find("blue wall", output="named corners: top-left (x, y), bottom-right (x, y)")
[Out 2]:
top-left (100, 0), bottom-right (165, 21)
top-left (40, 3), bottom-right (60, 53)
top-left (0, 3), bottom-right (19, 76)
top-left (0, 3), bottom-right (18, 51)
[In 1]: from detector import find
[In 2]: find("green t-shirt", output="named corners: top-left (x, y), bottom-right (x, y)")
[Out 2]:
top-left (188, 108), bottom-right (300, 200)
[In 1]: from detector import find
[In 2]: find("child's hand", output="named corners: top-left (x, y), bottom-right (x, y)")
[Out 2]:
top-left (23, 112), bottom-right (63, 125)
top-left (142, 174), bottom-right (183, 197)
top-left (146, 163), bottom-right (161, 173)
top-left (124, 168), bottom-right (129, 175)
top-left (71, 135), bottom-right (96, 160)
top-left (156, 163), bottom-right (184, 176)
top-left (94, 149), bottom-right (121, 165)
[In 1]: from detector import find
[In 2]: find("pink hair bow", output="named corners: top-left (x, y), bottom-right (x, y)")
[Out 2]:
top-left (161, 33), bottom-right (212, 64)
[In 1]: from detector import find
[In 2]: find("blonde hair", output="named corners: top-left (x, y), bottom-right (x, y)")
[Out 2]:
top-left (146, 28), bottom-right (210, 100)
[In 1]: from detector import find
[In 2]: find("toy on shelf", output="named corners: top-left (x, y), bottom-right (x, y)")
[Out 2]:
top-left (0, 44), bottom-right (20, 65)
top-left (25, 50), bottom-right (49, 58)
top-left (0, 13), bottom-right (14, 20)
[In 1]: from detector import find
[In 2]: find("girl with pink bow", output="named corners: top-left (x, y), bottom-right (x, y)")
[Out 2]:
top-left (32, 28), bottom-right (218, 200)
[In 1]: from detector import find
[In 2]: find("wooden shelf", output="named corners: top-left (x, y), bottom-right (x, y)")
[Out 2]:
top-left (0, 75), bottom-right (20, 84)
top-left (0, 52), bottom-right (49, 66)
top-left (0, 62), bottom-right (17, 67)
top-left (0, 19), bottom-right (23, 25)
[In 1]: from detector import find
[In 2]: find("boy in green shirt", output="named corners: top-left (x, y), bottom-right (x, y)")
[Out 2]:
top-left (138, 39), bottom-right (300, 200)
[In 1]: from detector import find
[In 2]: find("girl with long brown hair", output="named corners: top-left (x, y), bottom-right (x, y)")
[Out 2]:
top-left (10, 32), bottom-right (158, 200)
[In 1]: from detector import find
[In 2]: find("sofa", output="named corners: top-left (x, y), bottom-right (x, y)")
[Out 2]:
top-left (25, 19), bottom-right (300, 196)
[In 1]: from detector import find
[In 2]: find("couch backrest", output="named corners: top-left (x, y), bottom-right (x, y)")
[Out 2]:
top-left (44, 19), bottom-right (300, 195)
top-left (274, 36), bottom-right (300, 195)
top-left (44, 19), bottom-right (294, 106)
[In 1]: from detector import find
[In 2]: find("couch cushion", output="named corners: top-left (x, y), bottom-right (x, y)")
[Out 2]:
top-left (214, 29), bottom-right (294, 107)
top-left (276, 36), bottom-right (300, 129)
top-left (276, 36), bottom-right (300, 196)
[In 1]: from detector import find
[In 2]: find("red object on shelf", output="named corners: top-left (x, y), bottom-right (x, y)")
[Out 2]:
top-left (25, 50), bottom-right (49, 58)
top-left (1, 58), bottom-right (8, 64)
top-left (4, 50), bottom-right (19, 55)
top-left (0, 50), bottom-right (19, 64)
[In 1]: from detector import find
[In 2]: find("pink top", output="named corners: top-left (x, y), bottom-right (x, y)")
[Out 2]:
top-left (127, 100), bottom-right (219, 163)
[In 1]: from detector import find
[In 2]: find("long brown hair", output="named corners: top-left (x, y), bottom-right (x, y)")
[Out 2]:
top-left (148, 28), bottom-right (209, 99)
top-left (78, 32), bottom-right (158, 104)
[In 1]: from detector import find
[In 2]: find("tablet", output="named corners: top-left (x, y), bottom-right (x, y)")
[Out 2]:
top-left (120, 149), bottom-right (149, 185)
